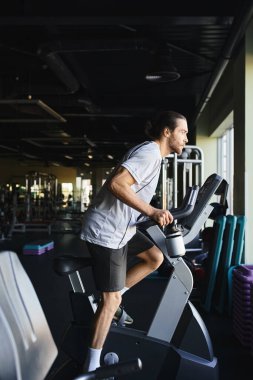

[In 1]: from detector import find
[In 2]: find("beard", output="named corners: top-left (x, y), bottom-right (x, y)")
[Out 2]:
top-left (169, 143), bottom-right (183, 155)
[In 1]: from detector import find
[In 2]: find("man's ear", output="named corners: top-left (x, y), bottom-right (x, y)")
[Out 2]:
top-left (164, 127), bottom-right (171, 137)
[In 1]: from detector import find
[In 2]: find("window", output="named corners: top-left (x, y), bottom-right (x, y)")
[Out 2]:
top-left (61, 182), bottom-right (73, 205)
top-left (217, 127), bottom-right (234, 214)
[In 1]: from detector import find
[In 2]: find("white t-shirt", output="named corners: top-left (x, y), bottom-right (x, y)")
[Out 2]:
top-left (80, 141), bottom-right (162, 248)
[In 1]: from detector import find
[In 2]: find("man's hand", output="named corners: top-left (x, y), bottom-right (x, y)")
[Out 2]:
top-left (150, 208), bottom-right (174, 227)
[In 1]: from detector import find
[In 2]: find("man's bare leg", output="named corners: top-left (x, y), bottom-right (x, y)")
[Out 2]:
top-left (125, 245), bottom-right (164, 288)
top-left (91, 291), bottom-right (122, 348)
top-left (113, 245), bottom-right (164, 324)
top-left (84, 245), bottom-right (163, 371)
top-left (83, 291), bottom-right (121, 371)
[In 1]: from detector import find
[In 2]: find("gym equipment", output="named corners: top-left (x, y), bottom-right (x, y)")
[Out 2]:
top-left (214, 215), bottom-right (237, 314)
top-left (53, 173), bottom-right (226, 380)
top-left (199, 215), bottom-right (227, 313)
top-left (0, 185), bottom-right (19, 240)
top-left (194, 213), bottom-right (242, 314)
top-left (160, 145), bottom-right (204, 210)
top-left (23, 239), bottom-right (54, 255)
top-left (0, 250), bottom-right (142, 380)
top-left (227, 215), bottom-right (246, 315)
top-left (25, 171), bottom-right (57, 222)
top-left (231, 265), bottom-right (253, 348)
top-left (230, 216), bottom-right (246, 267)
top-left (0, 250), bottom-right (58, 380)
top-left (157, 172), bottom-right (228, 277)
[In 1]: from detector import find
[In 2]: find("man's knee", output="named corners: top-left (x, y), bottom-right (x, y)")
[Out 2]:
top-left (152, 247), bottom-right (164, 267)
top-left (102, 291), bottom-right (122, 308)
top-left (143, 246), bottom-right (164, 269)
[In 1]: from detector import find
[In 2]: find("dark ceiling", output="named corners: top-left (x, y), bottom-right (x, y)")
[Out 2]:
top-left (0, 1), bottom-right (252, 168)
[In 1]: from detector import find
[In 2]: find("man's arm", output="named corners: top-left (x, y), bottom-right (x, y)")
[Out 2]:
top-left (106, 166), bottom-right (173, 227)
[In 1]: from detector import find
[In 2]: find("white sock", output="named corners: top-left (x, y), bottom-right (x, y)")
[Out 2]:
top-left (83, 347), bottom-right (102, 372)
top-left (120, 286), bottom-right (129, 296)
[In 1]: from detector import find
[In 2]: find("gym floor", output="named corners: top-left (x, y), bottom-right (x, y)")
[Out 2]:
top-left (0, 230), bottom-right (252, 380)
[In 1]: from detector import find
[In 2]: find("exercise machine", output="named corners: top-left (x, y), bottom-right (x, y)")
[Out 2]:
top-left (0, 249), bottom-right (142, 380)
top-left (53, 173), bottom-right (226, 380)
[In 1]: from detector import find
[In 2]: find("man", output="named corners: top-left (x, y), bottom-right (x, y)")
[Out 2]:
top-left (80, 110), bottom-right (188, 371)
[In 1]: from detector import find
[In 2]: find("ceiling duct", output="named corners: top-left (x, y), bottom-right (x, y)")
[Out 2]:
top-left (193, 1), bottom-right (253, 123)
top-left (38, 39), bottom-right (148, 54)
top-left (37, 48), bottom-right (80, 94)
top-left (0, 99), bottom-right (66, 123)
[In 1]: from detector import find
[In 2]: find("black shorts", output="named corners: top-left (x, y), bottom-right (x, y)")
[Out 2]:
top-left (86, 230), bottom-right (154, 292)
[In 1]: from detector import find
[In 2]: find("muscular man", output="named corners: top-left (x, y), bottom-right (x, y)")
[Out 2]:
top-left (80, 110), bottom-right (188, 371)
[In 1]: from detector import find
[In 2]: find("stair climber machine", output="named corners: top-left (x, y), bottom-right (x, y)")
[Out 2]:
top-left (53, 173), bottom-right (225, 380)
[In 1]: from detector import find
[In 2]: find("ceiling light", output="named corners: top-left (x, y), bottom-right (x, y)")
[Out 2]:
top-left (145, 52), bottom-right (181, 83)
top-left (64, 155), bottom-right (73, 159)
top-left (107, 154), bottom-right (114, 160)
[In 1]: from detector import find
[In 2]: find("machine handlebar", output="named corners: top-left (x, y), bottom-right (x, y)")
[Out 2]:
top-left (137, 185), bottom-right (199, 230)
top-left (168, 185), bottom-right (199, 220)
